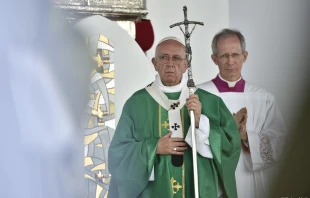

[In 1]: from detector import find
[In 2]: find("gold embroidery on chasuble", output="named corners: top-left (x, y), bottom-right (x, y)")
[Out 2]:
top-left (171, 177), bottom-right (182, 194)
top-left (161, 119), bottom-right (170, 130)
top-left (181, 107), bottom-right (185, 198)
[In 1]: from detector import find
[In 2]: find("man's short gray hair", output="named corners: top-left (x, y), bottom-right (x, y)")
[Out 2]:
top-left (211, 28), bottom-right (246, 55)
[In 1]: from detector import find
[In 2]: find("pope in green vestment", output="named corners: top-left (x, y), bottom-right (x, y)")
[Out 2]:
top-left (108, 37), bottom-right (241, 198)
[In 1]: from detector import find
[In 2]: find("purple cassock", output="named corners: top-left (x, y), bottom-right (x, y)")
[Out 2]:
top-left (212, 75), bottom-right (245, 92)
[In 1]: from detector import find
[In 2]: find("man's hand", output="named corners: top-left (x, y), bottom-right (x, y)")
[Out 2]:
top-left (233, 107), bottom-right (248, 142)
top-left (156, 131), bottom-right (188, 155)
top-left (186, 94), bottom-right (202, 128)
top-left (233, 107), bottom-right (246, 123)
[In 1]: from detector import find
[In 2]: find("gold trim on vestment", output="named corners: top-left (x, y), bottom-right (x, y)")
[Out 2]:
top-left (182, 107), bottom-right (185, 198)
top-left (158, 105), bottom-right (162, 137)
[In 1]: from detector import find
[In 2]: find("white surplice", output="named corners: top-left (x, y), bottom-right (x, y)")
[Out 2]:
top-left (198, 81), bottom-right (288, 198)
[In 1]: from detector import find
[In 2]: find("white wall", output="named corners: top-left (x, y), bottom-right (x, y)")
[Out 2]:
top-left (229, 0), bottom-right (310, 127)
top-left (146, 0), bottom-right (229, 85)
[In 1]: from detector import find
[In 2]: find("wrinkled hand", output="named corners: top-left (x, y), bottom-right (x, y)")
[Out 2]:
top-left (156, 131), bottom-right (188, 155)
top-left (233, 107), bottom-right (248, 142)
top-left (186, 94), bottom-right (202, 128)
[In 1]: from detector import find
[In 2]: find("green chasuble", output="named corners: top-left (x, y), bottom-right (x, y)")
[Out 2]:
top-left (108, 88), bottom-right (241, 198)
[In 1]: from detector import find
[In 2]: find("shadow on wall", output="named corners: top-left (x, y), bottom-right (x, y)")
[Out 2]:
top-left (271, 85), bottom-right (310, 198)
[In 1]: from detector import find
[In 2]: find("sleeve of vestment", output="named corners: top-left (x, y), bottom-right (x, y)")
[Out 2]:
top-left (108, 98), bottom-right (159, 198)
top-left (185, 114), bottom-right (213, 158)
top-left (243, 96), bottom-right (288, 171)
top-left (209, 98), bottom-right (241, 197)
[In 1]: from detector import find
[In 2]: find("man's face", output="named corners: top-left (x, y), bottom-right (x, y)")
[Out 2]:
top-left (152, 40), bottom-right (187, 86)
top-left (211, 35), bottom-right (248, 81)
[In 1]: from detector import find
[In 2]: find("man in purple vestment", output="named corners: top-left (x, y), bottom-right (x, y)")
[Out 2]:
top-left (198, 29), bottom-right (288, 198)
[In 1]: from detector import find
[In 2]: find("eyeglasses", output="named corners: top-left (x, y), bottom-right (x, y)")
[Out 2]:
top-left (216, 53), bottom-right (243, 61)
top-left (157, 54), bottom-right (186, 64)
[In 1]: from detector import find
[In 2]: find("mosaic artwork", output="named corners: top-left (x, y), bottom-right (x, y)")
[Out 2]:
top-left (84, 35), bottom-right (115, 198)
